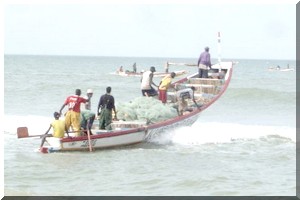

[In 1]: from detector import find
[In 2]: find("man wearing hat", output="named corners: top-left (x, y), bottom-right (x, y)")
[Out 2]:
top-left (140, 66), bottom-right (158, 97)
top-left (80, 89), bottom-right (95, 134)
top-left (197, 46), bottom-right (212, 78)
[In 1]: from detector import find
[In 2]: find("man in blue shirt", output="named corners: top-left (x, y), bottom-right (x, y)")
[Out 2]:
top-left (197, 47), bottom-right (212, 78)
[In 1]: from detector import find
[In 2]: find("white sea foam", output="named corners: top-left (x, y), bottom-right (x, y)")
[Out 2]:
top-left (170, 122), bottom-right (295, 145)
top-left (4, 114), bottom-right (56, 136)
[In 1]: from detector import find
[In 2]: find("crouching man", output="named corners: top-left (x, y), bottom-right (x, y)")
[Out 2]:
top-left (176, 86), bottom-right (197, 115)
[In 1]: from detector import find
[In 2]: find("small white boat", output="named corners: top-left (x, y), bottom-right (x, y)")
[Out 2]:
top-left (112, 70), bottom-right (187, 77)
top-left (268, 66), bottom-right (294, 72)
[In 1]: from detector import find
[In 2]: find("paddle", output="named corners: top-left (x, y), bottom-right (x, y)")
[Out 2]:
top-left (17, 127), bottom-right (83, 139)
top-left (17, 127), bottom-right (42, 138)
top-left (86, 119), bottom-right (93, 152)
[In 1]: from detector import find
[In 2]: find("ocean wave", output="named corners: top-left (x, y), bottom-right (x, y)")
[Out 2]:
top-left (4, 115), bottom-right (53, 135)
top-left (149, 122), bottom-right (295, 146)
top-left (228, 87), bottom-right (295, 102)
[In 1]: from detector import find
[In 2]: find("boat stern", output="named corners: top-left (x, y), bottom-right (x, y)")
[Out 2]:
top-left (39, 137), bottom-right (63, 153)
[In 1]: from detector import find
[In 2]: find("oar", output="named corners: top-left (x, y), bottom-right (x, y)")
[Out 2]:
top-left (17, 127), bottom-right (82, 139)
top-left (17, 127), bottom-right (43, 138)
top-left (86, 119), bottom-right (93, 152)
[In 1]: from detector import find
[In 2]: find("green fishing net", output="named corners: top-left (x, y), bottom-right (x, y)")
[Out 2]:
top-left (116, 97), bottom-right (178, 123)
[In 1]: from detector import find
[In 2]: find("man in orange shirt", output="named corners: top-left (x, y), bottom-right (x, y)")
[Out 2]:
top-left (59, 89), bottom-right (90, 136)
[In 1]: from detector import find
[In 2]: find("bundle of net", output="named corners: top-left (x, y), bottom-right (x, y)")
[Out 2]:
top-left (116, 97), bottom-right (178, 123)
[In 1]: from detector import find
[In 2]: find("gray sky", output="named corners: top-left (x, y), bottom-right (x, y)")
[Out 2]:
top-left (3, 1), bottom-right (297, 60)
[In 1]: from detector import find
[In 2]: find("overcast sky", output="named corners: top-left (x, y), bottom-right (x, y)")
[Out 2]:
top-left (3, 1), bottom-right (297, 60)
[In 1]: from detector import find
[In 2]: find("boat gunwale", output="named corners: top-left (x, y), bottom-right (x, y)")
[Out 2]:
top-left (61, 127), bottom-right (146, 142)
top-left (147, 63), bottom-right (233, 129)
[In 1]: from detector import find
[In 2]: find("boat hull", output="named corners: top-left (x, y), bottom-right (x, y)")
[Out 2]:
top-left (41, 111), bottom-right (200, 153)
top-left (40, 128), bottom-right (146, 153)
top-left (268, 67), bottom-right (294, 72)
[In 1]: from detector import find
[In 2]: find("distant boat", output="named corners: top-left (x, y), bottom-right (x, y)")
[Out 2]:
top-left (112, 70), bottom-right (188, 77)
top-left (268, 66), bottom-right (294, 72)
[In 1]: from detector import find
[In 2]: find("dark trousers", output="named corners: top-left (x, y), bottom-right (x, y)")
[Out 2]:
top-left (198, 68), bottom-right (208, 78)
top-left (99, 109), bottom-right (112, 130)
top-left (141, 87), bottom-right (158, 97)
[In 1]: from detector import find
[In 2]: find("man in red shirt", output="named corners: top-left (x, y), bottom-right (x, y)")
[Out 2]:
top-left (59, 89), bottom-right (89, 136)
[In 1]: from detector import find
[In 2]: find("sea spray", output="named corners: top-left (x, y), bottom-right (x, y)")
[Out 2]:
top-left (148, 122), bottom-right (295, 145)
top-left (5, 115), bottom-right (57, 136)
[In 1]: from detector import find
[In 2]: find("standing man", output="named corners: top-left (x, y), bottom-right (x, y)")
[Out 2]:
top-left (132, 62), bottom-right (137, 73)
top-left (158, 72), bottom-right (176, 103)
top-left (59, 89), bottom-right (89, 136)
top-left (164, 61), bottom-right (169, 73)
top-left (97, 87), bottom-right (117, 130)
top-left (80, 89), bottom-right (96, 134)
top-left (197, 47), bottom-right (212, 78)
top-left (141, 66), bottom-right (158, 97)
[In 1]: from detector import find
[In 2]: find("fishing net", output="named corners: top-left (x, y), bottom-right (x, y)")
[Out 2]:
top-left (116, 97), bottom-right (178, 123)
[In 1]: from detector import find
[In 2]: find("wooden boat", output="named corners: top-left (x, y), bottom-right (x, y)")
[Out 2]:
top-left (17, 61), bottom-right (233, 153)
top-left (112, 70), bottom-right (187, 77)
top-left (268, 66), bottom-right (294, 72)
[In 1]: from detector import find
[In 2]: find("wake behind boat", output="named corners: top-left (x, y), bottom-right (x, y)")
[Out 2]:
top-left (17, 61), bottom-right (233, 153)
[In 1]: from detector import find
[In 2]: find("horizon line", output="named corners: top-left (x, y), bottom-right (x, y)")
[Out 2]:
top-left (3, 53), bottom-right (296, 61)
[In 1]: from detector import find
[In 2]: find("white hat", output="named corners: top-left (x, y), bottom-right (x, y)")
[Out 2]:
top-left (87, 89), bottom-right (93, 93)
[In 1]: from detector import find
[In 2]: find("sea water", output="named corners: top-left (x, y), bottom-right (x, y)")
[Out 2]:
top-left (3, 55), bottom-right (296, 196)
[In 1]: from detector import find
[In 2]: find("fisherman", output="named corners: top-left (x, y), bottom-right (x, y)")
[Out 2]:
top-left (165, 61), bottom-right (169, 73)
top-left (141, 66), bottom-right (158, 97)
top-left (277, 65), bottom-right (281, 70)
top-left (59, 89), bottom-right (90, 136)
top-left (97, 87), bottom-right (117, 130)
top-left (80, 89), bottom-right (96, 135)
top-left (118, 66), bottom-right (123, 72)
top-left (133, 62), bottom-right (137, 73)
top-left (197, 47), bottom-right (212, 78)
top-left (176, 86), bottom-right (197, 115)
top-left (40, 112), bottom-right (69, 148)
top-left (158, 72), bottom-right (176, 103)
